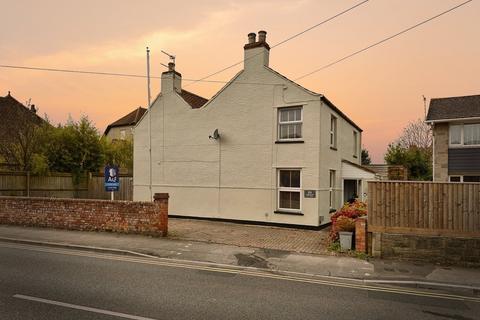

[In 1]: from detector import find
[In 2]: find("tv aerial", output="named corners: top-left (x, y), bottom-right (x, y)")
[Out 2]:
top-left (161, 50), bottom-right (175, 64)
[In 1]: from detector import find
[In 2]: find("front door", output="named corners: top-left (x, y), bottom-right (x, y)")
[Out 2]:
top-left (343, 179), bottom-right (358, 204)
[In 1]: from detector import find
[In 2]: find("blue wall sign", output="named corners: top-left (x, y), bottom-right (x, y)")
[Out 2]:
top-left (104, 165), bottom-right (120, 192)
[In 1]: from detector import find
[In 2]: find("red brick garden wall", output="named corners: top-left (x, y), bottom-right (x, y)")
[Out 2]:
top-left (0, 193), bottom-right (168, 237)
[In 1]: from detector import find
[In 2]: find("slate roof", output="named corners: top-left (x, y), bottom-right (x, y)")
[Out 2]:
top-left (426, 94), bottom-right (480, 122)
top-left (104, 107), bottom-right (146, 135)
top-left (0, 92), bottom-right (47, 144)
top-left (179, 90), bottom-right (208, 109)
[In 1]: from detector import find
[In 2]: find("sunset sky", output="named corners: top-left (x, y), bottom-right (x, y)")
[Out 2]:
top-left (1, 0), bottom-right (478, 162)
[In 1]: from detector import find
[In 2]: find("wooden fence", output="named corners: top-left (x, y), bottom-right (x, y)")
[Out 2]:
top-left (368, 181), bottom-right (480, 238)
top-left (0, 171), bottom-right (133, 200)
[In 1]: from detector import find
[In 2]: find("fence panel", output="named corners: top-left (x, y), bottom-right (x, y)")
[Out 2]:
top-left (0, 172), bottom-right (132, 201)
top-left (368, 181), bottom-right (480, 238)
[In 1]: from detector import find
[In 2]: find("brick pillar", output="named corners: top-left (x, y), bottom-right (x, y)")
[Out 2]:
top-left (355, 216), bottom-right (367, 253)
top-left (154, 193), bottom-right (169, 237)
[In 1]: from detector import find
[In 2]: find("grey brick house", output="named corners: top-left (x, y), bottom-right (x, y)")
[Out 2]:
top-left (426, 94), bottom-right (480, 182)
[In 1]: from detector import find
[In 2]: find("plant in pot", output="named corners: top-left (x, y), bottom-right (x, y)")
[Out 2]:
top-left (336, 215), bottom-right (356, 251)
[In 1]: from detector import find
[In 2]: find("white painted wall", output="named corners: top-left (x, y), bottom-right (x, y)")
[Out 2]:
top-left (134, 38), bottom-right (362, 226)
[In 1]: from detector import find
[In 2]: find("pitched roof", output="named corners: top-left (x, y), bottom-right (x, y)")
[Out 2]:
top-left (426, 94), bottom-right (480, 122)
top-left (179, 90), bottom-right (208, 109)
top-left (0, 92), bottom-right (47, 144)
top-left (264, 66), bottom-right (363, 132)
top-left (104, 107), bottom-right (146, 135)
top-left (342, 159), bottom-right (377, 174)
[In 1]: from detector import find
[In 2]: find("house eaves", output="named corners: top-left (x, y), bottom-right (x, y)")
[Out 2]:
top-left (264, 66), bottom-right (362, 132)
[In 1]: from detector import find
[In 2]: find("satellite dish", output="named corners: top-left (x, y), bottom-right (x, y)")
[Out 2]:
top-left (209, 129), bottom-right (220, 140)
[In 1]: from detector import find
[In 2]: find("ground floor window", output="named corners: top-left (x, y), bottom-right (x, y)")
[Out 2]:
top-left (329, 170), bottom-right (336, 208)
top-left (449, 175), bottom-right (480, 182)
top-left (278, 169), bottom-right (301, 211)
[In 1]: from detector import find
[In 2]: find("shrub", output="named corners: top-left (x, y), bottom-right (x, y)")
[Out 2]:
top-left (329, 199), bottom-right (367, 242)
top-left (335, 216), bottom-right (355, 232)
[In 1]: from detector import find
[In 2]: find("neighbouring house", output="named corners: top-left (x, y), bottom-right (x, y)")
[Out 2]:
top-left (426, 94), bottom-right (480, 182)
top-left (364, 164), bottom-right (408, 180)
top-left (104, 106), bottom-right (146, 141)
top-left (0, 91), bottom-right (47, 170)
top-left (134, 31), bottom-right (373, 227)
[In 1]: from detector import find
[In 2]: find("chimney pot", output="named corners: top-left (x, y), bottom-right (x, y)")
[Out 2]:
top-left (168, 62), bottom-right (175, 71)
top-left (258, 30), bottom-right (267, 42)
top-left (247, 32), bottom-right (256, 44)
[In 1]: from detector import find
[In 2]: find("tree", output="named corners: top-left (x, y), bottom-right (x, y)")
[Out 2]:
top-left (384, 119), bottom-right (433, 180)
top-left (396, 119), bottom-right (432, 150)
top-left (385, 144), bottom-right (432, 180)
top-left (43, 116), bottom-right (105, 182)
top-left (361, 148), bottom-right (371, 165)
top-left (101, 138), bottom-right (133, 173)
top-left (0, 114), bottom-right (50, 172)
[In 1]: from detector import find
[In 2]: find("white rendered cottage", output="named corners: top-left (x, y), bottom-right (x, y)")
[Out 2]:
top-left (134, 31), bottom-right (374, 227)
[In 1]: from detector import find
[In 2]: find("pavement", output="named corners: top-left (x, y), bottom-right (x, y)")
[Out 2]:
top-left (1, 219), bottom-right (480, 292)
top-left (169, 217), bottom-right (328, 254)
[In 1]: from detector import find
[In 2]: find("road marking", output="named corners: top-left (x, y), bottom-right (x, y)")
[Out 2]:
top-left (2, 242), bottom-right (480, 303)
top-left (13, 294), bottom-right (158, 320)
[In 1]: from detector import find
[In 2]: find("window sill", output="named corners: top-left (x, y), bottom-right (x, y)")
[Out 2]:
top-left (274, 210), bottom-right (304, 216)
top-left (275, 140), bottom-right (304, 144)
top-left (449, 145), bottom-right (480, 148)
top-left (330, 146), bottom-right (337, 151)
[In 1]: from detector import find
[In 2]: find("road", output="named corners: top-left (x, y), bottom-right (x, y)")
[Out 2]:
top-left (0, 241), bottom-right (478, 320)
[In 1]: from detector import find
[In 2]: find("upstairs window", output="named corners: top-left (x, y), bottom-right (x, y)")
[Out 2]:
top-left (278, 169), bottom-right (301, 212)
top-left (450, 125), bottom-right (462, 145)
top-left (449, 123), bottom-right (480, 146)
top-left (353, 131), bottom-right (358, 157)
top-left (330, 115), bottom-right (337, 149)
top-left (120, 129), bottom-right (126, 140)
top-left (464, 124), bottom-right (480, 145)
top-left (278, 107), bottom-right (302, 140)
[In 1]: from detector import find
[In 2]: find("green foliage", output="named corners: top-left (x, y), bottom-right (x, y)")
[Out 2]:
top-left (0, 119), bottom-right (51, 172)
top-left (385, 119), bottom-right (433, 181)
top-left (1, 113), bottom-right (134, 181)
top-left (328, 241), bottom-right (341, 252)
top-left (41, 116), bottom-right (104, 182)
top-left (30, 153), bottom-right (49, 175)
top-left (384, 143), bottom-right (432, 181)
top-left (361, 148), bottom-right (371, 165)
top-left (101, 138), bottom-right (133, 172)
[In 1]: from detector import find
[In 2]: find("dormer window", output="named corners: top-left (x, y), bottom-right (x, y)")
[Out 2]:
top-left (278, 107), bottom-right (302, 141)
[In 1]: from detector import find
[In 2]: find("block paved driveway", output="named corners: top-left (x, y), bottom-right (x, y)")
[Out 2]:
top-left (168, 218), bottom-right (329, 254)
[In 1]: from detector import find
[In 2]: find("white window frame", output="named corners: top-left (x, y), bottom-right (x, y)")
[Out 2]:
top-left (278, 107), bottom-right (303, 141)
top-left (330, 115), bottom-right (337, 149)
top-left (449, 175), bottom-right (462, 182)
top-left (120, 129), bottom-right (126, 140)
top-left (329, 170), bottom-right (336, 208)
top-left (277, 169), bottom-right (302, 213)
top-left (449, 123), bottom-right (480, 147)
top-left (449, 175), bottom-right (480, 182)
